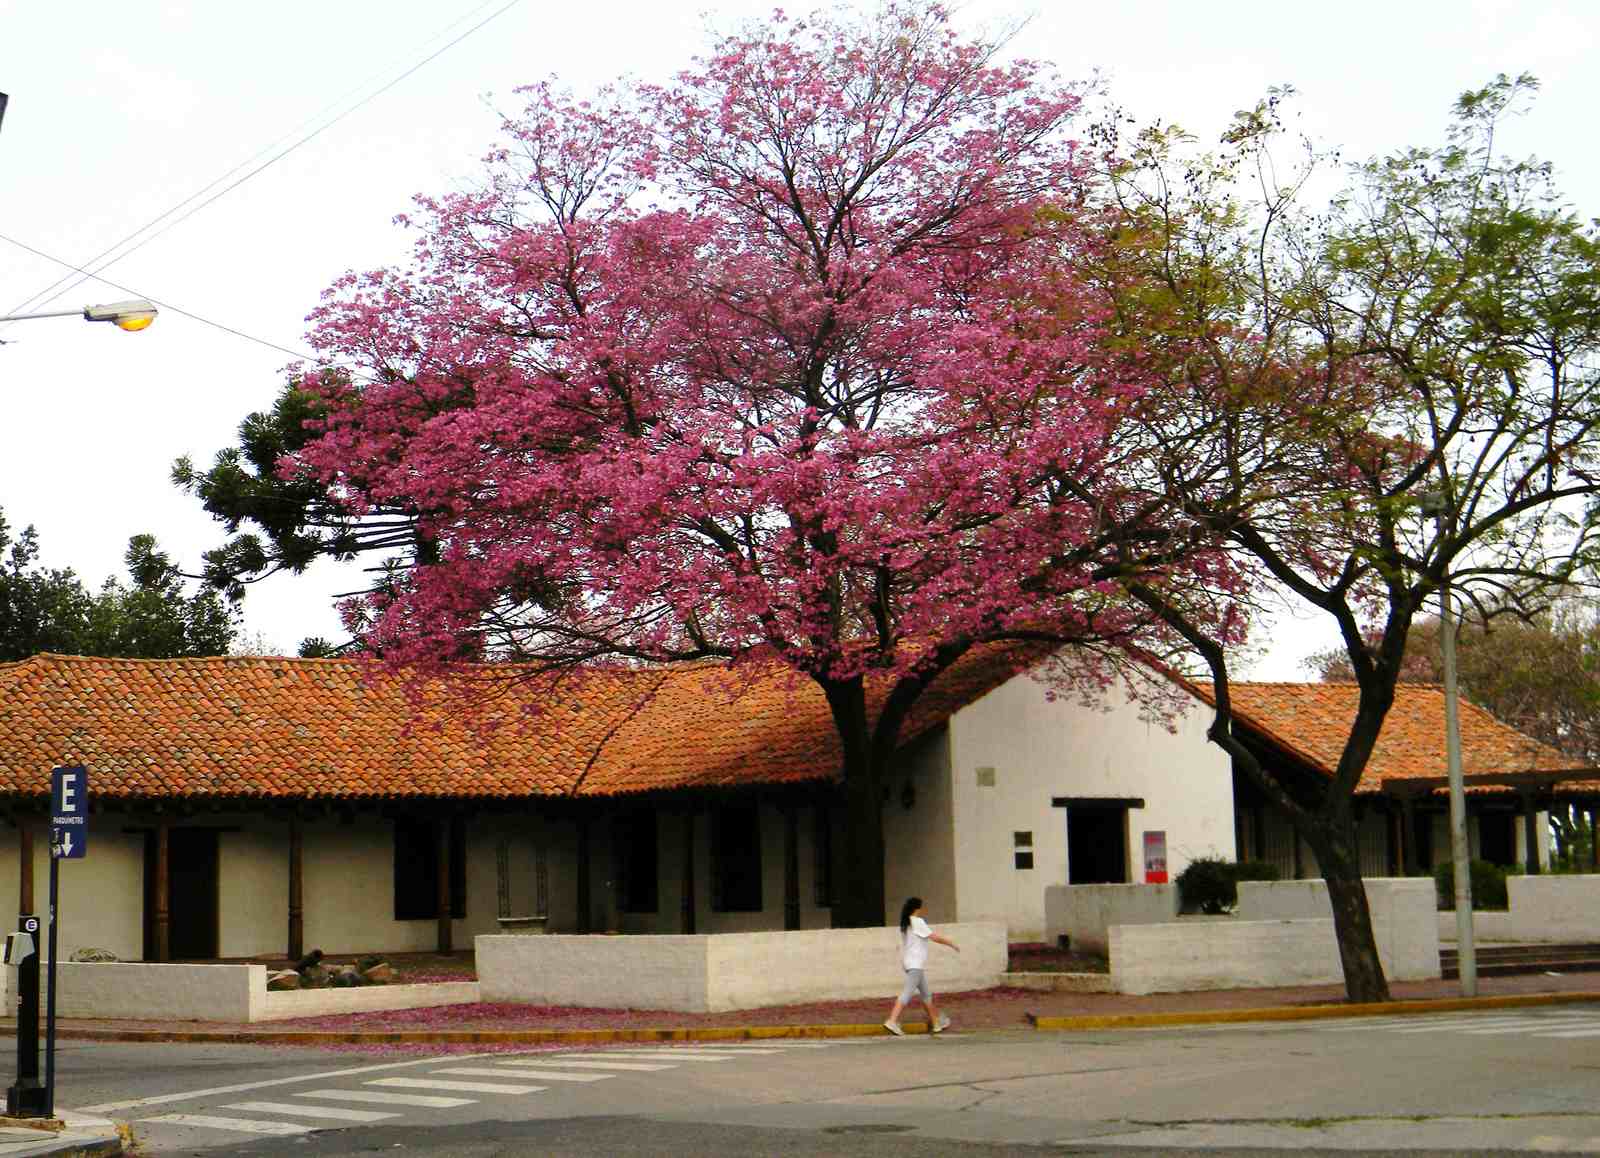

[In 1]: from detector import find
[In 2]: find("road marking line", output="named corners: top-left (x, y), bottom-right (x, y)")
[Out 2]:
top-left (524, 1059), bottom-right (675, 1071)
top-left (368, 1077), bottom-right (546, 1095)
top-left (225, 1101), bottom-right (397, 1123)
top-left (75, 1050), bottom-right (494, 1113)
top-left (1457, 1020), bottom-right (1600, 1035)
top-left (1396, 1018), bottom-right (1599, 1034)
top-left (1534, 1028), bottom-right (1600, 1038)
top-left (570, 1051), bottom-right (731, 1062)
top-left (294, 1090), bottom-right (475, 1109)
top-left (141, 1113), bottom-right (314, 1136)
top-left (471, 1067), bottom-right (615, 1082)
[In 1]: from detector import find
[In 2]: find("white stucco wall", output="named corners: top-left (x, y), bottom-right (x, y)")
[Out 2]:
top-left (945, 672), bottom-right (1235, 941)
top-left (1111, 918), bottom-right (1348, 994)
top-left (0, 824), bottom-right (147, 962)
top-left (1043, 883), bottom-right (1179, 955)
top-left (1235, 877), bottom-right (1440, 980)
top-left (1508, 873), bottom-right (1600, 942)
top-left (477, 922), bottom-right (1006, 1013)
top-left (883, 729), bottom-right (958, 926)
top-left (51, 962), bottom-right (264, 1021)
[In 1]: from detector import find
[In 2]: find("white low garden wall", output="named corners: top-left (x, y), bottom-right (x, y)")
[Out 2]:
top-left (1044, 884), bottom-right (1178, 956)
top-left (1236, 877), bottom-right (1439, 981)
top-left (1509, 874), bottom-right (1600, 942)
top-left (1112, 919), bottom-right (1351, 994)
top-left (477, 923), bottom-right (1007, 1013)
top-left (0, 965), bottom-right (482, 1022)
top-left (257, 981), bottom-right (481, 1021)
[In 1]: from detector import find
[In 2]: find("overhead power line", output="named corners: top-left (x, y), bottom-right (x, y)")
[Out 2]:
top-left (1, 0), bottom-right (523, 332)
top-left (0, 230), bottom-right (313, 360)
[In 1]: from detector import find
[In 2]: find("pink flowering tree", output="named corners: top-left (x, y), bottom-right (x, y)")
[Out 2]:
top-left (287, 4), bottom-right (1219, 925)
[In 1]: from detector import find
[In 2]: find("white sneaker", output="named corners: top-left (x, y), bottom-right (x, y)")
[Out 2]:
top-left (883, 1020), bottom-right (904, 1036)
top-left (932, 1014), bottom-right (951, 1033)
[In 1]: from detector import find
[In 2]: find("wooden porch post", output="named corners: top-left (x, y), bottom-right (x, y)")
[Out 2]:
top-left (1386, 802), bottom-right (1402, 877)
top-left (1401, 796), bottom-right (1418, 876)
top-left (576, 815), bottom-right (592, 934)
top-left (679, 810), bottom-right (696, 934)
top-left (287, 815), bottom-right (304, 961)
top-left (154, 820), bottom-right (171, 963)
top-left (1590, 805), bottom-right (1598, 870)
top-left (782, 802), bottom-right (800, 931)
top-left (435, 818), bottom-right (453, 953)
top-left (18, 819), bottom-right (33, 916)
top-left (1522, 794), bottom-right (1541, 875)
top-left (1251, 807), bottom-right (1267, 867)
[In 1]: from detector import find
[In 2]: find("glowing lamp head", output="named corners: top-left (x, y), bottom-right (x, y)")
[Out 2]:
top-left (83, 299), bottom-right (159, 331)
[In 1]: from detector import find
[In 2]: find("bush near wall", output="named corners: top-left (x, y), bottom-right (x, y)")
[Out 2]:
top-left (1176, 858), bottom-right (1283, 914)
top-left (1434, 859), bottom-right (1518, 910)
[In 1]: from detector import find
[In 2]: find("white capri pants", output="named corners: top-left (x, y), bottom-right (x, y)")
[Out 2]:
top-left (898, 968), bottom-right (932, 1005)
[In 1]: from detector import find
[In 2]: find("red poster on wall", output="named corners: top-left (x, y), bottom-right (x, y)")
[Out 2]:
top-left (1143, 831), bottom-right (1168, 884)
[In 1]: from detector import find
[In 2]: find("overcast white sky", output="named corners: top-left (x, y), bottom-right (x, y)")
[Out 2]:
top-left (2, 0), bottom-right (1596, 673)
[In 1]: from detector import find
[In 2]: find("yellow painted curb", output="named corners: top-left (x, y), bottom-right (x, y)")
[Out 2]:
top-left (2, 1021), bottom-right (924, 1046)
top-left (1027, 989), bottom-right (1600, 1032)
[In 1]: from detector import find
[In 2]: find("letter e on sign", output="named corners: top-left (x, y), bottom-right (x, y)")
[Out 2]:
top-left (49, 765), bottom-right (88, 859)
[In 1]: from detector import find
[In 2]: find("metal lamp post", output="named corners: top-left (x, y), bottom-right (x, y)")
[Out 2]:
top-left (0, 299), bottom-right (159, 331)
top-left (1422, 489), bottom-right (1477, 997)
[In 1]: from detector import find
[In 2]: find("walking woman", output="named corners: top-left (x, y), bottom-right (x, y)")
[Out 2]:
top-left (884, 896), bottom-right (959, 1036)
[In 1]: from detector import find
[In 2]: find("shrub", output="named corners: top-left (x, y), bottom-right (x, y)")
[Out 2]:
top-left (1229, 860), bottom-right (1282, 884)
top-left (1434, 859), bottom-right (1513, 910)
top-left (1176, 856), bottom-right (1237, 914)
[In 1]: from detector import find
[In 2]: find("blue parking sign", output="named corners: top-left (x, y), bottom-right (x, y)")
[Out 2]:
top-left (49, 766), bottom-right (87, 859)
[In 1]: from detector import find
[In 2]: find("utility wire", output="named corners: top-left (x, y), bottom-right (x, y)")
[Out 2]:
top-left (0, 230), bottom-right (313, 360)
top-left (2, 0), bottom-right (523, 327)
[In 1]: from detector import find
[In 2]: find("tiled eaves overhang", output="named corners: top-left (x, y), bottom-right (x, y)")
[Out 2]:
top-left (1183, 678), bottom-right (1600, 798)
top-left (0, 646), bottom-right (1042, 806)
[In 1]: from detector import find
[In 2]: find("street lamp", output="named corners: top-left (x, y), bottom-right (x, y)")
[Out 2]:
top-left (0, 299), bottom-right (159, 333)
top-left (1420, 488), bottom-right (1477, 997)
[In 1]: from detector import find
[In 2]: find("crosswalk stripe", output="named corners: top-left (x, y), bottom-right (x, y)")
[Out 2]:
top-left (1534, 1027), bottom-right (1600, 1038)
top-left (225, 1101), bottom-right (397, 1123)
top-left (367, 1077), bottom-right (546, 1095)
top-left (568, 1051), bottom-right (730, 1062)
top-left (518, 1059), bottom-right (674, 1072)
top-left (142, 1113), bottom-right (313, 1136)
top-left (1396, 1018), bottom-right (1598, 1034)
top-left (1458, 1019), bottom-right (1600, 1035)
top-left (472, 1067), bottom-right (615, 1082)
top-left (295, 1090), bottom-right (475, 1108)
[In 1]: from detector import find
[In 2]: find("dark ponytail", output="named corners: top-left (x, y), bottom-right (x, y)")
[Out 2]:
top-left (899, 896), bottom-right (923, 934)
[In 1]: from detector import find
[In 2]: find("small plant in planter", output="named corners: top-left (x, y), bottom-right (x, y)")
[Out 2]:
top-left (1175, 858), bottom-right (1282, 914)
top-left (1176, 856), bottom-right (1237, 914)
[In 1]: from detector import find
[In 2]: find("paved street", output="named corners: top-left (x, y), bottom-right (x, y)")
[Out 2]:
top-left (42, 1002), bottom-right (1600, 1155)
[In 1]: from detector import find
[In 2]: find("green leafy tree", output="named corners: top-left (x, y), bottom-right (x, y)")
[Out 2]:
top-left (1087, 74), bottom-right (1600, 1002)
top-left (0, 507), bottom-right (236, 660)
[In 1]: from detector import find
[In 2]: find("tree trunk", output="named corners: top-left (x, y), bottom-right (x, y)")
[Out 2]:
top-left (822, 677), bottom-right (885, 928)
top-left (1306, 813), bottom-right (1391, 1003)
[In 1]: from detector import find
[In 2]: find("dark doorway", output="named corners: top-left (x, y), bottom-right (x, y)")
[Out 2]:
top-left (1479, 812), bottom-right (1516, 867)
top-left (1066, 807), bottom-right (1128, 884)
top-left (144, 828), bottom-right (220, 960)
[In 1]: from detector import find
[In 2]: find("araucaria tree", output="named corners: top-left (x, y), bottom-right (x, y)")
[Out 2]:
top-left (1092, 76), bottom-right (1600, 1000)
top-left (275, 4), bottom-right (1207, 925)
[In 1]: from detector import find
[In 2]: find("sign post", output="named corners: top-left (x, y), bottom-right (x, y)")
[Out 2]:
top-left (5, 915), bottom-right (45, 1117)
top-left (45, 765), bottom-right (87, 1117)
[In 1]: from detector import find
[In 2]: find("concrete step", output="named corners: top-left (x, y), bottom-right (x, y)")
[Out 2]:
top-left (1442, 957), bottom-right (1600, 980)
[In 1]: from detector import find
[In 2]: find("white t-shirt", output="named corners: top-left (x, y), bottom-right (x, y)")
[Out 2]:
top-left (902, 915), bottom-right (932, 970)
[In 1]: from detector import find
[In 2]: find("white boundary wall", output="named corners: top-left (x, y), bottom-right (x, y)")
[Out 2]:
top-left (1044, 884), bottom-right (1178, 955)
top-left (1508, 874), bottom-right (1600, 942)
top-left (39, 963), bottom-right (265, 1021)
top-left (1111, 919), bottom-right (1349, 994)
top-left (1235, 878), bottom-right (1440, 981)
top-left (257, 981), bottom-right (481, 1021)
top-left (478, 923), bottom-right (1007, 1013)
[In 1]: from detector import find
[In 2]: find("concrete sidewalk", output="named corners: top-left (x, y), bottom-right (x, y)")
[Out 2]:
top-left (0, 1113), bottom-right (122, 1157)
top-left (0, 969), bottom-right (1595, 1048)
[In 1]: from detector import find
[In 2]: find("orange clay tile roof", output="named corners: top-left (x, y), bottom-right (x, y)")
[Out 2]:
top-left (1188, 681), bottom-right (1596, 794)
top-left (0, 646), bottom-right (1042, 803)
